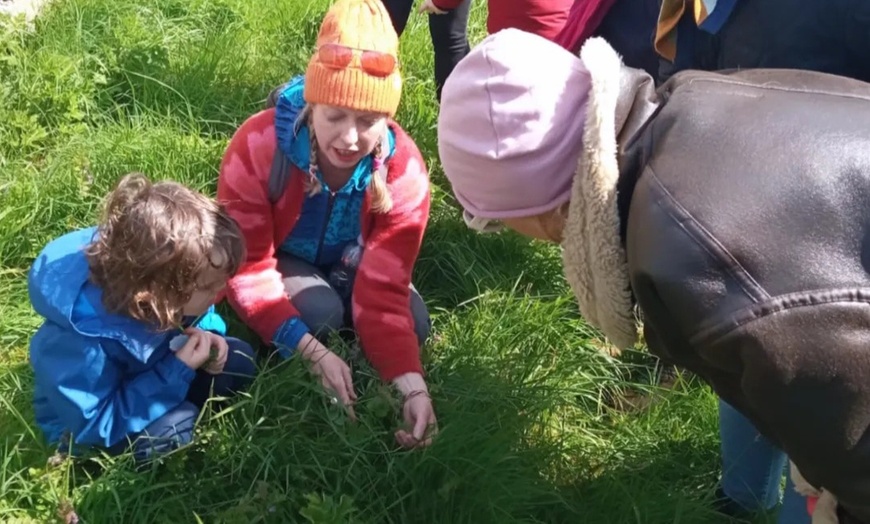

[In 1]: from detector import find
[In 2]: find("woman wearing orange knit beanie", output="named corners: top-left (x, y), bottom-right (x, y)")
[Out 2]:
top-left (218, 0), bottom-right (436, 448)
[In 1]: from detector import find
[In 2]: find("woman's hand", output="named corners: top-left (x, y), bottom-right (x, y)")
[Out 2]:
top-left (417, 0), bottom-right (447, 15)
top-left (299, 334), bottom-right (357, 420)
top-left (392, 372), bottom-right (437, 448)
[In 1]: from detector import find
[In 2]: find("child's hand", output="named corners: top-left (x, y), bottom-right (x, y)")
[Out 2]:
top-left (299, 335), bottom-right (357, 420)
top-left (202, 333), bottom-right (229, 375)
top-left (174, 329), bottom-right (213, 370)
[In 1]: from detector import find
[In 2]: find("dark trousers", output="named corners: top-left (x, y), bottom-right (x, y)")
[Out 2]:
top-left (380, 0), bottom-right (472, 101)
top-left (277, 254), bottom-right (431, 346)
top-left (108, 339), bottom-right (256, 462)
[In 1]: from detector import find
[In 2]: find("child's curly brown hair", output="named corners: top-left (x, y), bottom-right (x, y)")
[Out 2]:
top-left (85, 173), bottom-right (245, 331)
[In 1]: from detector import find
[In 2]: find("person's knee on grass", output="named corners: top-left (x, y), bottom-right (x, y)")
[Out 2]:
top-left (123, 339), bottom-right (256, 462)
top-left (186, 337), bottom-right (257, 409)
top-left (128, 401), bottom-right (199, 462)
top-left (280, 253), bottom-right (430, 348)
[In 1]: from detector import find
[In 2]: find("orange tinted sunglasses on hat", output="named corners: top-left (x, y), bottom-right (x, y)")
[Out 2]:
top-left (316, 43), bottom-right (398, 77)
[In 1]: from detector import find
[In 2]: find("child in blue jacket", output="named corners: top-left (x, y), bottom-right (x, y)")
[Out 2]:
top-left (28, 173), bottom-right (255, 461)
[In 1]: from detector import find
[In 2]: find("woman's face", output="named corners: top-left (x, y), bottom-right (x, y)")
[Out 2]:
top-left (501, 206), bottom-right (567, 244)
top-left (310, 104), bottom-right (388, 170)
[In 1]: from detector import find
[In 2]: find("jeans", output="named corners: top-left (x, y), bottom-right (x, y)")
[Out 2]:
top-left (109, 337), bottom-right (256, 462)
top-left (380, 0), bottom-right (471, 101)
top-left (719, 399), bottom-right (809, 523)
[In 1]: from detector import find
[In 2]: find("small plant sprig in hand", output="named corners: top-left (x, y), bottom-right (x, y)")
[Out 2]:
top-left (168, 313), bottom-right (226, 373)
top-left (168, 311), bottom-right (206, 353)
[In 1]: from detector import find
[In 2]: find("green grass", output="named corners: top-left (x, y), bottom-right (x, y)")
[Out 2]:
top-left (0, 1), bottom-right (772, 522)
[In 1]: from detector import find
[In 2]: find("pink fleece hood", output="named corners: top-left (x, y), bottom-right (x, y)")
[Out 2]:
top-left (437, 28), bottom-right (592, 222)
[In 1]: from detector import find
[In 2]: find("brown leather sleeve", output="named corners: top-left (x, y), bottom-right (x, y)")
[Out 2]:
top-left (843, 505), bottom-right (868, 524)
top-left (700, 297), bottom-right (870, 522)
top-left (627, 164), bottom-right (870, 522)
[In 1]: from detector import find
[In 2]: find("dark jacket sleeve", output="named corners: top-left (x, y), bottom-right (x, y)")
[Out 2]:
top-left (594, 0), bottom-right (660, 78)
top-left (699, 298), bottom-right (870, 522)
top-left (627, 155), bottom-right (870, 523)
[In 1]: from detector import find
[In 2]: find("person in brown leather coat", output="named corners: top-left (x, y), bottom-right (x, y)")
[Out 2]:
top-left (437, 28), bottom-right (870, 524)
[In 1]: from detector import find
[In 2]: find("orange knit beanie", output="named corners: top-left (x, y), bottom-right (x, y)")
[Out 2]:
top-left (304, 0), bottom-right (402, 117)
